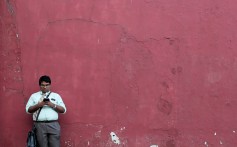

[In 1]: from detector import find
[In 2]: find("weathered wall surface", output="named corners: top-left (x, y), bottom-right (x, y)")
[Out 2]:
top-left (1, 0), bottom-right (237, 146)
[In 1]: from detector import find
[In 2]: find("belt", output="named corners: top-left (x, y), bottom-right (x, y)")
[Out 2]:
top-left (34, 120), bottom-right (58, 123)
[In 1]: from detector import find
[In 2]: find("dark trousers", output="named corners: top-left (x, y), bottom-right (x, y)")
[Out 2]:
top-left (35, 121), bottom-right (61, 147)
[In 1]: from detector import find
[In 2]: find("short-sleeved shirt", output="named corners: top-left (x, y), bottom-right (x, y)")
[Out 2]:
top-left (26, 91), bottom-right (66, 121)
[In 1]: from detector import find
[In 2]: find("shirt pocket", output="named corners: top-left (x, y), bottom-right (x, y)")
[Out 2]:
top-left (50, 97), bottom-right (58, 104)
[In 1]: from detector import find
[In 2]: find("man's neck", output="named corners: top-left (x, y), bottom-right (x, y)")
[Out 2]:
top-left (41, 91), bottom-right (50, 95)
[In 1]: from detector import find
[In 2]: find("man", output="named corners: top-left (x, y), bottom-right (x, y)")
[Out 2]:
top-left (26, 75), bottom-right (66, 147)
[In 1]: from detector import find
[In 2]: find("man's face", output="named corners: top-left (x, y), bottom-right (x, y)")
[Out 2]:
top-left (40, 81), bottom-right (51, 93)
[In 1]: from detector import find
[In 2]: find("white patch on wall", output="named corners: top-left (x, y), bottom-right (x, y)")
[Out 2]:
top-left (110, 132), bottom-right (120, 144)
top-left (204, 141), bottom-right (208, 147)
top-left (120, 127), bottom-right (126, 131)
top-left (64, 138), bottom-right (73, 147)
top-left (220, 140), bottom-right (223, 144)
top-left (150, 145), bottom-right (158, 147)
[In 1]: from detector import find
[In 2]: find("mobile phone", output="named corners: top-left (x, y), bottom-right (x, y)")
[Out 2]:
top-left (43, 98), bottom-right (50, 102)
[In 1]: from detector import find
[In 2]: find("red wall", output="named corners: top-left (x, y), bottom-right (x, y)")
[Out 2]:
top-left (1, 0), bottom-right (237, 146)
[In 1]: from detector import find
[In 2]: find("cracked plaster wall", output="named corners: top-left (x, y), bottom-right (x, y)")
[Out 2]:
top-left (1, 0), bottom-right (237, 146)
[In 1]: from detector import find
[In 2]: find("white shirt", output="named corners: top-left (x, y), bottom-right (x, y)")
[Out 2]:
top-left (26, 91), bottom-right (66, 121)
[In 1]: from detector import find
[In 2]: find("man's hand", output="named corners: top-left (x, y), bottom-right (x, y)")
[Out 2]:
top-left (45, 101), bottom-right (65, 113)
top-left (28, 100), bottom-right (65, 113)
top-left (28, 101), bottom-right (45, 113)
top-left (38, 101), bottom-right (46, 107)
top-left (44, 101), bottom-right (55, 108)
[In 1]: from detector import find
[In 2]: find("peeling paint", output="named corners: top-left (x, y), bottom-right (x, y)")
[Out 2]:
top-left (120, 127), bottom-right (125, 131)
top-left (5, 0), bottom-right (14, 14)
top-left (110, 132), bottom-right (120, 144)
top-left (220, 140), bottom-right (223, 144)
top-left (64, 139), bottom-right (73, 147)
top-left (204, 141), bottom-right (208, 147)
top-left (95, 130), bottom-right (101, 138)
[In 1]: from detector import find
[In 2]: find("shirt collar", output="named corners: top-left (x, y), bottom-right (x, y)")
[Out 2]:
top-left (40, 91), bottom-right (51, 95)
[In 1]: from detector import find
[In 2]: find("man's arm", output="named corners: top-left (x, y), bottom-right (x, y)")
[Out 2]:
top-left (54, 93), bottom-right (67, 113)
top-left (54, 105), bottom-right (65, 113)
top-left (45, 101), bottom-right (65, 113)
top-left (27, 101), bottom-right (45, 113)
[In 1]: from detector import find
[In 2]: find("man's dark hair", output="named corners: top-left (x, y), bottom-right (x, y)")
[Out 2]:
top-left (39, 75), bottom-right (51, 85)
